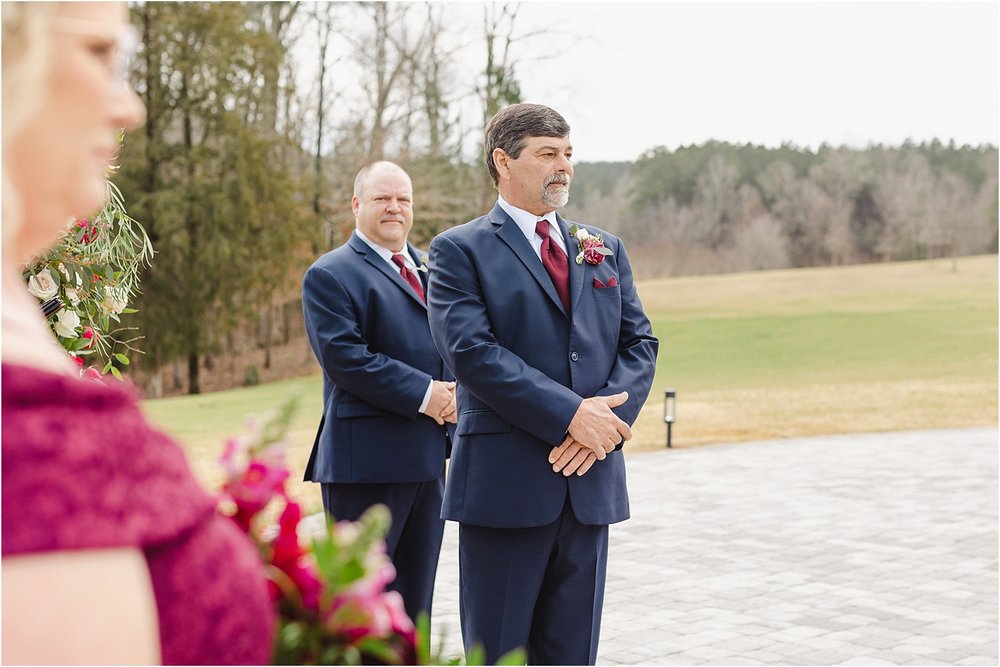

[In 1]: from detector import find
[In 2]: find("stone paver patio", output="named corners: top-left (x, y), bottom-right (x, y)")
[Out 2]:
top-left (428, 427), bottom-right (998, 665)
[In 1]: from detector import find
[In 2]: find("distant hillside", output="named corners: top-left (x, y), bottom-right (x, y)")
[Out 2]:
top-left (564, 141), bottom-right (998, 279)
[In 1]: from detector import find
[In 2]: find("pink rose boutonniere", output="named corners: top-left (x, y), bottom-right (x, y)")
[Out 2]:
top-left (569, 225), bottom-right (613, 265)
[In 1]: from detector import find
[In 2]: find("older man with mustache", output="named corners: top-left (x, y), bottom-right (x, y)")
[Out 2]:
top-left (427, 104), bottom-right (658, 664)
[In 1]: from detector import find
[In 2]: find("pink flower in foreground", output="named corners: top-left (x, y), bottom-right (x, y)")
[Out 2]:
top-left (271, 501), bottom-right (306, 567)
top-left (325, 588), bottom-right (415, 649)
top-left (288, 561), bottom-right (323, 612)
top-left (384, 590), bottom-right (416, 644)
top-left (269, 501), bottom-right (323, 611)
top-left (219, 437), bottom-right (246, 478)
top-left (223, 459), bottom-right (289, 532)
top-left (326, 590), bottom-right (395, 642)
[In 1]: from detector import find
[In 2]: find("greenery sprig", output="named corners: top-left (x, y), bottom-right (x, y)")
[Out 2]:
top-left (23, 144), bottom-right (153, 379)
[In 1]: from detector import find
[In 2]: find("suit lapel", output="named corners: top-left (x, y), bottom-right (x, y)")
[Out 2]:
top-left (349, 232), bottom-right (427, 310)
top-left (557, 213), bottom-right (586, 317)
top-left (491, 205), bottom-right (568, 318)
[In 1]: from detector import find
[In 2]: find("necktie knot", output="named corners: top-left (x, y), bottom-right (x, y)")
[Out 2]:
top-left (391, 253), bottom-right (407, 269)
top-left (534, 220), bottom-right (550, 240)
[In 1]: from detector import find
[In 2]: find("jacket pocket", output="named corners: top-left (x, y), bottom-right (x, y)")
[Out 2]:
top-left (593, 284), bottom-right (621, 299)
top-left (336, 401), bottom-right (390, 418)
top-left (457, 409), bottom-right (513, 435)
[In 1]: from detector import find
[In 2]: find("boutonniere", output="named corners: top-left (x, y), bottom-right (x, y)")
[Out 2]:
top-left (569, 225), bottom-right (613, 265)
top-left (414, 255), bottom-right (429, 273)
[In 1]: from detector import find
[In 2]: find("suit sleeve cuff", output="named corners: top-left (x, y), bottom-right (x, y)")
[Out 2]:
top-left (417, 380), bottom-right (434, 415)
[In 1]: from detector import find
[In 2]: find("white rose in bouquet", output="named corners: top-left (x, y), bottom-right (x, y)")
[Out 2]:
top-left (101, 287), bottom-right (127, 315)
top-left (54, 308), bottom-right (81, 338)
top-left (27, 269), bottom-right (59, 300)
top-left (63, 274), bottom-right (84, 306)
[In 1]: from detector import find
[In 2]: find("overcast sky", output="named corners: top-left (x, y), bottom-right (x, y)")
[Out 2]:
top-left (445, 1), bottom-right (999, 161)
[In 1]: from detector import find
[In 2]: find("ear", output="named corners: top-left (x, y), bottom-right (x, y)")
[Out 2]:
top-left (493, 148), bottom-right (511, 181)
top-left (351, 195), bottom-right (360, 216)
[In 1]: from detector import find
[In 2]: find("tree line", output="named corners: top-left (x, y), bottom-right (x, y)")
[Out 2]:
top-left (114, 2), bottom-right (998, 394)
top-left (565, 140), bottom-right (998, 277)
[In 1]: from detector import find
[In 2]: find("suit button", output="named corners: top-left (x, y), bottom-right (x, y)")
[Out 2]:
top-left (570, 351), bottom-right (579, 362)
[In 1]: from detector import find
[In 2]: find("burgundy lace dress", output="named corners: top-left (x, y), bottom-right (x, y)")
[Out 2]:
top-left (2, 364), bottom-right (275, 664)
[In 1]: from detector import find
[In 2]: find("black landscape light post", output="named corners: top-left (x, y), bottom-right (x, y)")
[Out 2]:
top-left (664, 388), bottom-right (676, 448)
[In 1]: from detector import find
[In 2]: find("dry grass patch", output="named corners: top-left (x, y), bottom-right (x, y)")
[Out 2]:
top-left (144, 255), bottom-right (998, 514)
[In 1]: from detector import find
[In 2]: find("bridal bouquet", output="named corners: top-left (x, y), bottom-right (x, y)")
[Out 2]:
top-left (216, 400), bottom-right (417, 665)
top-left (23, 137), bottom-right (153, 379)
top-left (218, 400), bottom-right (526, 666)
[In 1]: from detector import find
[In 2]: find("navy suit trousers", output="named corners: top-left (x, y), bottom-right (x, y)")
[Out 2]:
top-left (321, 472), bottom-right (446, 623)
top-left (459, 501), bottom-right (610, 665)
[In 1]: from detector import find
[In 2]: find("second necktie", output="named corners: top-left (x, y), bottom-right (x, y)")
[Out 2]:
top-left (535, 220), bottom-right (570, 312)
top-left (392, 253), bottom-right (425, 303)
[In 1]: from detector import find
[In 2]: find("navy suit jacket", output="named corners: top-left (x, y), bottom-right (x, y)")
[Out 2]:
top-left (427, 204), bottom-right (658, 528)
top-left (302, 232), bottom-right (453, 484)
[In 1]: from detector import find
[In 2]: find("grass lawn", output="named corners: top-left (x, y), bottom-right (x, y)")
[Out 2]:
top-left (141, 254), bottom-right (998, 513)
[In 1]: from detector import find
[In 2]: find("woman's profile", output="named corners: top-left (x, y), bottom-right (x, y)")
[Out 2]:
top-left (2, 3), bottom-right (275, 663)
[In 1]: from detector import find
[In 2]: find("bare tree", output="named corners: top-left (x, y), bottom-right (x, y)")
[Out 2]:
top-left (416, 3), bottom-right (465, 158)
top-left (809, 150), bottom-right (867, 264)
top-left (876, 152), bottom-right (935, 261)
top-left (256, 2), bottom-right (301, 134)
top-left (476, 2), bottom-right (524, 209)
top-left (347, 3), bottom-right (426, 161)
top-left (693, 155), bottom-right (743, 250)
top-left (721, 212), bottom-right (790, 272)
top-left (310, 2), bottom-right (339, 248)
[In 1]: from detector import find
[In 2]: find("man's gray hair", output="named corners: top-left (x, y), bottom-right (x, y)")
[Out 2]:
top-left (484, 104), bottom-right (570, 186)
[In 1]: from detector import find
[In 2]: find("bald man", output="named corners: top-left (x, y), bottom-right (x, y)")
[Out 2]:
top-left (302, 161), bottom-right (455, 623)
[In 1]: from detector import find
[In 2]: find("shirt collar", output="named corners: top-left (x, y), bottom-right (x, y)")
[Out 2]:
top-left (355, 228), bottom-right (416, 268)
top-left (497, 195), bottom-right (561, 242)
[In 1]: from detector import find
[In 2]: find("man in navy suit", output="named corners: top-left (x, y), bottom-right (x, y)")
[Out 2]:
top-left (427, 104), bottom-right (659, 664)
top-left (302, 161), bottom-right (456, 624)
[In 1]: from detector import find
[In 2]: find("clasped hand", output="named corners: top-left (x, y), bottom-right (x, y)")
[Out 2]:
top-left (423, 380), bottom-right (457, 425)
top-left (549, 392), bottom-right (631, 476)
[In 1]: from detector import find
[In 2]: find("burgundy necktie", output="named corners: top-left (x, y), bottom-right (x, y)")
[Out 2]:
top-left (391, 253), bottom-right (425, 303)
top-left (535, 220), bottom-right (570, 312)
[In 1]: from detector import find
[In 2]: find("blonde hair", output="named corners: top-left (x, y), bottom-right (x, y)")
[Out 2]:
top-left (2, 2), bottom-right (55, 255)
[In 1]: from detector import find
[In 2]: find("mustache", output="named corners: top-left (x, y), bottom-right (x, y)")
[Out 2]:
top-left (544, 174), bottom-right (571, 187)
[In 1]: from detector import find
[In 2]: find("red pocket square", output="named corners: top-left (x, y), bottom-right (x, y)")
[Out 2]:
top-left (593, 276), bottom-right (619, 289)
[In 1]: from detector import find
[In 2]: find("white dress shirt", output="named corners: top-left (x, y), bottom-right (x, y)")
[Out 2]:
top-left (354, 228), bottom-right (434, 415)
top-left (355, 228), bottom-right (422, 272)
top-left (497, 196), bottom-right (569, 260)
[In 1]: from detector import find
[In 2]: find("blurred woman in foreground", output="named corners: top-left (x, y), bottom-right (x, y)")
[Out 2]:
top-left (1, 3), bottom-right (275, 663)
